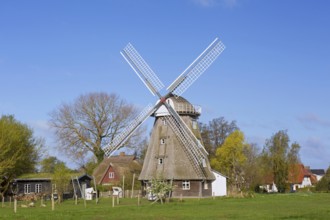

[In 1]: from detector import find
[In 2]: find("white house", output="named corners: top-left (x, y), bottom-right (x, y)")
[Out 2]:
top-left (211, 170), bottom-right (227, 196)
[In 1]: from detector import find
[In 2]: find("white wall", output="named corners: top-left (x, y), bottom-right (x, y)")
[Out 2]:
top-left (211, 171), bottom-right (227, 196)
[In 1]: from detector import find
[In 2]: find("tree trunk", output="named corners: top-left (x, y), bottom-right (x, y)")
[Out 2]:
top-left (95, 148), bottom-right (105, 164)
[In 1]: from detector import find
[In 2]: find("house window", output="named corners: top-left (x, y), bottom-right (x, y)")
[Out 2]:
top-left (182, 180), bottom-right (190, 190)
top-left (160, 138), bottom-right (165, 145)
top-left (158, 158), bottom-right (163, 165)
top-left (24, 184), bottom-right (31, 194)
top-left (35, 184), bottom-right (42, 193)
top-left (109, 172), bottom-right (115, 179)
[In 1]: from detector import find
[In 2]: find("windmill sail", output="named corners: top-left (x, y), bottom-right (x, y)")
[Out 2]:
top-left (103, 104), bottom-right (154, 157)
top-left (167, 38), bottom-right (225, 96)
top-left (121, 43), bottom-right (164, 96)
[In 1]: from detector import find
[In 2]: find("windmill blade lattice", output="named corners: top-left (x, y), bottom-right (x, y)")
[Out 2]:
top-left (164, 115), bottom-right (206, 178)
top-left (103, 104), bottom-right (154, 157)
top-left (167, 38), bottom-right (225, 96)
top-left (165, 104), bottom-right (208, 158)
top-left (121, 43), bottom-right (164, 96)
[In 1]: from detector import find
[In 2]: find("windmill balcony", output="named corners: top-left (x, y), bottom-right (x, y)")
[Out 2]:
top-left (175, 103), bottom-right (201, 116)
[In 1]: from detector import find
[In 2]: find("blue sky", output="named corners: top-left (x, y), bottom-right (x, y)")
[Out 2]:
top-left (1, 0), bottom-right (329, 169)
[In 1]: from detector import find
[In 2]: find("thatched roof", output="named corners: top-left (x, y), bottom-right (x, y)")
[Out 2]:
top-left (93, 153), bottom-right (142, 185)
top-left (139, 97), bottom-right (215, 181)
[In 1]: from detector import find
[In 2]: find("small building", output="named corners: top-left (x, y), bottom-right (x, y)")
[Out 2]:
top-left (71, 174), bottom-right (93, 198)
top-left (211, 170), bottom-right (227, 196)
top-left (13, 178), bottom-right (52, 196)
top-left (93, 152), bottom-right (142, 187)
top-left (13, 174), bottom-right (93, 199)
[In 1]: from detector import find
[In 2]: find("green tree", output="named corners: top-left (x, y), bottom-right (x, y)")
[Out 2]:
top-left (148, 178), bottom-right (173, 204)
top-left (39, 156), bottom-right (65, 173)
top-left (200, 117), bottom-right (238, 158)
top-left (315, 166), bottom-right (330, 192)
top-left (49, 92), bottom-right (145, 164)
top-left (52, 163), bottom-right (72, 203)
top-left (241, 143), bottom-right (263, 191)
top-left (211, 130), bottom-right (248, 193)
top-left (0, 115), bottom-right (41, 196)
top-left (262, 130), bottom-right (301, 193)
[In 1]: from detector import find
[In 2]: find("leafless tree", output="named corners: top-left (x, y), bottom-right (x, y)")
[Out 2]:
top-left (49, 92), bottom-right (145, 164)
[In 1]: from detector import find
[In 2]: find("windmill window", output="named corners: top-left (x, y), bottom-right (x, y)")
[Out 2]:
top-left (158, 158), bottom-right (163, 165)
top-left (192, 120), bottom-right (198, 129)
top-left (182, 180), bottom-right (190, 190)
top-left (109, 172), bottom-right (115, 179)
top-left (160, 138), bottom-right (165, 145)
top-left (24, 184), bottom-right (31, 194)
top-left (35, 184), bottom-right (42, 193)
top-left (162, 118), bottom-right (167, 125)
top-left (202, 158), bottom-right (207, 167)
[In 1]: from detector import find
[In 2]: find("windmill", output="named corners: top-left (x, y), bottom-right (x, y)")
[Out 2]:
top-left (104, 38), bottom-right (225, 197)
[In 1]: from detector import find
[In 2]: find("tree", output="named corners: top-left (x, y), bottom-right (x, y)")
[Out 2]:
top-left (241, 143), bottom-right (263, 191)
top-left (315, 166), bottom-right (330, 192)
top-left (49, 92), bottom-right (145, 164)
top-left (261, 130), bottom-right (301, 193)
top-left (211, 130), bottom-right (248, 193)
top-left (39, 156), bottom-right (65, 173)
top-left (0, 115), bottom-right (42, 197)
top-left (52, 163), bottom-right (72, 203)
top-left (148, 178), bottom-right (173, 204)
top-left (200, 117), bottom-right (239, 158)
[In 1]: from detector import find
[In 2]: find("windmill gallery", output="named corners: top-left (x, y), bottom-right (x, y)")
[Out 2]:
top-left (103, 38), bottom-right (225, 198)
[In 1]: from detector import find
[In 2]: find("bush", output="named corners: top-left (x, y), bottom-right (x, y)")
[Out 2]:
top-left (315, 166), bottom-right (330, 192)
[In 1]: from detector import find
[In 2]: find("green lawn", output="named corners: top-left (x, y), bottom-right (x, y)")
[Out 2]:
top-left (1, 193), bottom-right (330, 220)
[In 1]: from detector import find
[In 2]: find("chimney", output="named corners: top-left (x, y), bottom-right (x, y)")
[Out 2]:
top-left (119, 152), bottom-right (125, 156)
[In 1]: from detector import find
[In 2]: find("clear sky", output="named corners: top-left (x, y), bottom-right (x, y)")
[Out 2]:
top-left (1, 0), bottom-right (329, 169)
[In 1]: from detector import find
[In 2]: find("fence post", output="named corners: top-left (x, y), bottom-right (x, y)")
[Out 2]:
top-left (14, 197), bottom-right (17, 213)
top-left (51, 194), bottom-right (55, 211)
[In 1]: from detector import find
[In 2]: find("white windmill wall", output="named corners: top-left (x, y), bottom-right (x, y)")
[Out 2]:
top-left (211, 170), bottom-right (227, 196)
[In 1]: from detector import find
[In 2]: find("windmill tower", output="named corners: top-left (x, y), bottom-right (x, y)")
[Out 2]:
top-left (103, 38), bottom-right (225, 197)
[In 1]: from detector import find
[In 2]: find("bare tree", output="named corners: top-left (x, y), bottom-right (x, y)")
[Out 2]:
top-left (49, 92), bottom-right (145, 164)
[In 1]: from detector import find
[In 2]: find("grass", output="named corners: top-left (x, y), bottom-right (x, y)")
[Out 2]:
top-left (1, 193), bottom-right (330, 220)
